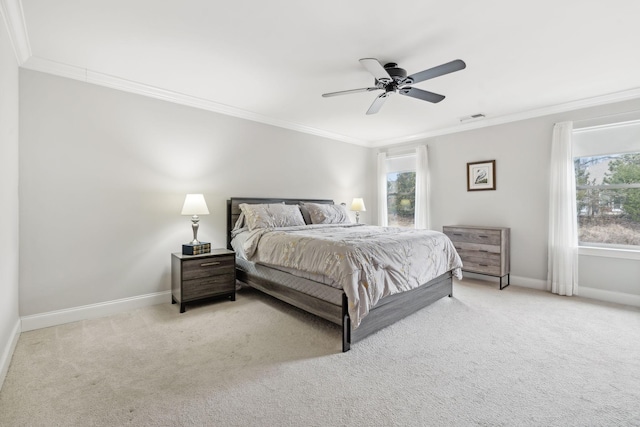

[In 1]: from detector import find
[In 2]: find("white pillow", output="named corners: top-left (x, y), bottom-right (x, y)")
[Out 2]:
top-left (304, 203), bottom-right (351, 225)
top-left (239, 203), bottom-right (306, 230)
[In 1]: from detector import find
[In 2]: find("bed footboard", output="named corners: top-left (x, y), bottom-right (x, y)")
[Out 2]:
top-left (342, 271), bottom-right (453, 352)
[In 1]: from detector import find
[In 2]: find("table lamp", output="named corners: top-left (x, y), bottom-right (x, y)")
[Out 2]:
top-left (181, 194), bottom-right (209, 244)
top-left (350, 198), bottom-right (366, 224)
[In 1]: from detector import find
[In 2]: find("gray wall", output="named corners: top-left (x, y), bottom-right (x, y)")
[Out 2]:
top-left (14, 65), bottom-right (640, 321)
top-left (377, 98), bottom-right (640, 296)
top-left (19, 70), bottom-right (373, 316)
top-left (0, 19), bottom-right (20, 384)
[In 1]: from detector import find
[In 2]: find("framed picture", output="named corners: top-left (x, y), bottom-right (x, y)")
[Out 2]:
top-left (467, 160), bottom-right (496, 191)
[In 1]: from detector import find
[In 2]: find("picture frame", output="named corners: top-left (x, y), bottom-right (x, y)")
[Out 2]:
top-left (467, 160), bottom-right (496, 191)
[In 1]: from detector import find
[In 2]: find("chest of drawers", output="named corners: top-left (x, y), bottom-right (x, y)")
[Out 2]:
top-left (171, 249), bottom-right (236, 312)
top-left (443, 225), bottom-right (510, 289)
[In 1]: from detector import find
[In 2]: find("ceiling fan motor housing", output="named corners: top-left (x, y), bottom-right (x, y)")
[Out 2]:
top-left (377, 63), bottom-right (411, 89)
top-left (383, 63), bottom-right (407, 80)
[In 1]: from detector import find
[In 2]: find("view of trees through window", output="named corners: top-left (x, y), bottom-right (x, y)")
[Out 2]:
top-left (575, 152), bottom-right (640, 247)
top-left (387, 171), bottom-right (416, 227)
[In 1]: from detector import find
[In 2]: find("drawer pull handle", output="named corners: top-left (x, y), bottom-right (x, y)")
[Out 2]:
top-left (453, 233), bottom-right (462, 236)
top-left (479, 263), bottom-right (488, 267)
top-left (479, 235), bottom-right (488, 238)
top-left (201, 262), bottom-right (221, 267)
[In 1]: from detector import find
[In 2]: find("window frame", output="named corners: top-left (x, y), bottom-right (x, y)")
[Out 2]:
top-left (573, 123), bottom-right (640, 253)
top-left (385, 153), bottom-right (417, 228)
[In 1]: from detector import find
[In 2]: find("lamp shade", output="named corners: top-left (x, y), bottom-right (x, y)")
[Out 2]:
top-left (181, 194), bottom-right (210, 215)
top-left (350, 198), bottom-right (366, 212)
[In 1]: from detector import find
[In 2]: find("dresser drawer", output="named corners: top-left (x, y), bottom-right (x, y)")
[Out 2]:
top-left (455, 248), bottom-right (501, 266)
top-left (182, 274), bottom-right (236, 300)
top-left (451, 240), bottom-right (500, 253)
top-left (461, 260), bottom-right (502, 276)
top-left (182, 255), bottom-right (235, 280)
top-left (444, 227), bottom-right (501, 246)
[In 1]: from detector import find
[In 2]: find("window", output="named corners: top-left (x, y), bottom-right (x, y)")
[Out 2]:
top-left (573, 120), bottom-right (640, 249)
top-left (386, 154), bottom-right (416, 228)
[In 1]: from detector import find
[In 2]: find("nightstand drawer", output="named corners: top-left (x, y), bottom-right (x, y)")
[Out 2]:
top-left (182, 274), bottom-right (235, 300)
top-left (182, 255), bottom-right (235, 280)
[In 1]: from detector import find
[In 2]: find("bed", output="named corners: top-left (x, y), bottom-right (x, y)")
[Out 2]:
top-left (227, 197), bottom-right (463, 352)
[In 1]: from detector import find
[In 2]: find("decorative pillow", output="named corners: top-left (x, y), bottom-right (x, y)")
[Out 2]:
top-left (231, 212), bottom-right (247, 238)
top-left (232, 212), bottom-right (245, 231)
top-left (239, 203), bottom-right (306, 230)
top-left (299, 203), bottom-right (312, 225)
top-left (305, 203), bottom-right (352, 225)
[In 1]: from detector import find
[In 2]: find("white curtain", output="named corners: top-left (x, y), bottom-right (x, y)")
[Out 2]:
top-left (547, 121), bottom-right (578, 296)
top-left (414, 145), bottom-right (430, 229)
top-left (377, 152), bottom-right (388, 226)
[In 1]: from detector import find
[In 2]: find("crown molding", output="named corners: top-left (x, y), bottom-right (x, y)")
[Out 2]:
top-left (21, 56), bottom-right (371, 147)
top-left (0, 0), bottom-right (30, 64)
top-left (18, 55), bottom-right (640, 149)
top-left (371, 87), bottom-right (640, 147)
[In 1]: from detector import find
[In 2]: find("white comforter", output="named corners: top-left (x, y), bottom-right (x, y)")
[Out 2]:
top-left (235, 224), bottom-right (463, 328)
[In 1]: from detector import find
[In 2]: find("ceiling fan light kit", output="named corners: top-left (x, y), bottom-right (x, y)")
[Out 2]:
top-left (323, 58), bottom-right (466, 114)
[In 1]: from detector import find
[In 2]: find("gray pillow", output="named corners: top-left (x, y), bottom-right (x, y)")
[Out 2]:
top-left (304, 203), bottom-right (352, 225)
top-left (239, 203), bottom-right (306, 230)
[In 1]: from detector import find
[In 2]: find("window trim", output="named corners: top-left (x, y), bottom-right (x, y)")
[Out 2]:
top-left (578, 245), bottom-right (640, 260)
top-left (573, 116), bottom-right (640, 255)
top-left (577, 183), bottom-right (640, 190)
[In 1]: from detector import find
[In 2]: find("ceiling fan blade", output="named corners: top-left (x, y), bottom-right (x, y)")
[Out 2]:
top-left (366, 93), bottom-right (389, 115)
top-left (322, 87), bottom-right (380, 97)
top-left (359, 58), bottom-right (392, 83)
top-left (399, 87), bottom-right (445, 103)
top-left (406, 59), bottom-right (466, 84)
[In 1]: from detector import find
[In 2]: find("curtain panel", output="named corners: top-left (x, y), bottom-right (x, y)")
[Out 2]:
top-left (547, 121), bottom-right (579, 296)
top-left (377, 152), bottom-right (388, 226)
top-left (415, 145), bottom-right (430, 229)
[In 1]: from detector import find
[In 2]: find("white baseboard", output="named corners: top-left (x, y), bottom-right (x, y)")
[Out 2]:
top-left (0, 318), bottom-right (21, 391)
top-left (460, 272), bottom-right (547, 290)
top-left (460, 273), bottom-right (640, 308)
top-left (578, 286), bottom-right (640, 308)
top-left (509, 275), bottom-right (547, 290)
top-left (21, 291), bottom-right (171, 332)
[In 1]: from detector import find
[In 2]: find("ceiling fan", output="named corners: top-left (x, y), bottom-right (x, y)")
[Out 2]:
top-left (322, 58), bottom-right (466, 114)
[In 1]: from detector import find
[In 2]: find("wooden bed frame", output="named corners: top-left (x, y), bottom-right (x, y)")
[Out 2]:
top-left (227, 197), bottom-right (454, 352)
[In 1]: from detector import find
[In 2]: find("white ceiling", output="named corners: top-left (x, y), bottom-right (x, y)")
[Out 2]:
top-left (5, 0), bottom-right (640, 146)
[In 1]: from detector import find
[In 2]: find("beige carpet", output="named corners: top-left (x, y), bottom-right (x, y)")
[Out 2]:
top-left (1, 278), bottom-right (639, 426)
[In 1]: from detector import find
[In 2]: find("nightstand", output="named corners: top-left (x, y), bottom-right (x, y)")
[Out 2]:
top-left (171, 249), bottom-right (236, 313)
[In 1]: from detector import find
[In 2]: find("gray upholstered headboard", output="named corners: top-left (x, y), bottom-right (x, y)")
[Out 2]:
top-left (226, 197), bottom-right (334, 250)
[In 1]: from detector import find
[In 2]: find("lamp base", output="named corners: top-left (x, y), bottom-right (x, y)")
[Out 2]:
top-left (190, 216), bottom-right (201, 245)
